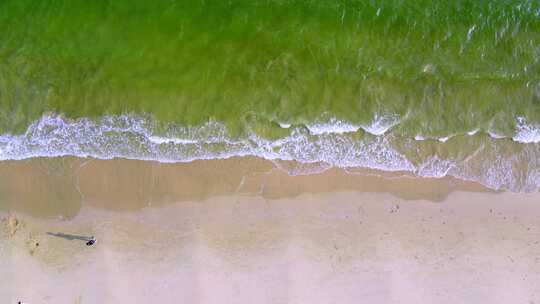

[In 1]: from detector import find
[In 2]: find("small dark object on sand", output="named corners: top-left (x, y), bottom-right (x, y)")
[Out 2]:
top-left (86, 236), bottom-right (96, 246)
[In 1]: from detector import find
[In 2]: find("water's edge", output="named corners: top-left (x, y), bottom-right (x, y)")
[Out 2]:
top-left (0, 113), bottom-right (538, 193)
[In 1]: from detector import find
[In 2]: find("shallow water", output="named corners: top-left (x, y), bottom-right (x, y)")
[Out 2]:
top-left (0, 0), bottom-right (539, 191)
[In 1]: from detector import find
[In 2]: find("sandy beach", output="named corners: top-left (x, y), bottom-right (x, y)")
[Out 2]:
top-left (1, 157), bottom-right (539, 304)
top-left (2, 1), bottom-right (540, 303)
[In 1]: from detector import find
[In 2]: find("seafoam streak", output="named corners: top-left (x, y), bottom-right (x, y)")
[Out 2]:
top-left (514, 116), bottom-right (540, 144)
top-left (0, 113), bottom-right (539, 192)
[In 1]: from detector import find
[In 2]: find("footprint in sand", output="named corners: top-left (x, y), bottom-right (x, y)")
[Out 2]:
top-left (1, 216), bottom-right (40, 255)
top-left (1, 215), bottom-right (24, 236)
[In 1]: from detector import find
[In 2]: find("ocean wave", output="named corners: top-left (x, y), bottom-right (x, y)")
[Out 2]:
top-left (467, 129), bottom-right (480, 136)
top-left (514, 116), bottom-right (540, 143)
top-left (305, 117), bottom-right (361, 135)
top-left (413, 116), bottom-right (540, 145)
top-left (438, 136), bottom-right (452, 143)
top-left (360, 113), bottom-right (401, 136)
top-left (0, 113), bottom-right (539, 192)
top-left (304, 113), bottom-right (401, 136)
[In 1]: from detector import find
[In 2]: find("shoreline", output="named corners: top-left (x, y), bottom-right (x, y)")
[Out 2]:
top-left (2, 113), bottom-right (539, 194)
top-left (0, 156), bottom-right (493, 218)
top-left (1, 157), bottom-right (540, 303)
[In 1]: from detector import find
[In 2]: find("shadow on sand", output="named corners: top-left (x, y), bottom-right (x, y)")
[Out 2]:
top-left (47, 232), bottom-right (93, 242)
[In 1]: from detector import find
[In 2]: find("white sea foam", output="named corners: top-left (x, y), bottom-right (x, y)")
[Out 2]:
top-left (467, 129), bottom-right (479, 136)
top-left (513, 116), bottom-right (540, 143)
top-left (0, 113), bottom-right (539, 192)
top-left (306, 118), bottom-right (361, 135)
top-left (438, 136), bottom-right (451, 143)
top-left (305, 113), bottom-right (400, 136)
top-left (413, 134), bottom-right (455, 142)
top-left (148, 136), bottom-right (198, 144)
top-left (487, 130), bottom-right (506, 139)
top-left (416, 156), bottom-right (455, 178)
top-left (360, 113), bottom-right (401, 136)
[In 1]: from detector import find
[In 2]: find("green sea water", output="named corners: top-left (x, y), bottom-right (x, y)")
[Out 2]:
top-left (1, 0), bottom-right (540, 192)
top-left (1, 0), bottom-right (539, 136)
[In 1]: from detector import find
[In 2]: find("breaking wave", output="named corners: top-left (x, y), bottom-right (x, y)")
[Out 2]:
top-left (0, 113), bottom-right (539, 192)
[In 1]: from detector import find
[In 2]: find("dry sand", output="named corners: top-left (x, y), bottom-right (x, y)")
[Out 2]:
top-left (0, 157), bottom-right (539, 304)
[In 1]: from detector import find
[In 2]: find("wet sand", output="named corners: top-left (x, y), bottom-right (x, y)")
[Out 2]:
top-left (0, 157), bottom-right (489, 217)
top-left (0, 157), bottom-right (539, 303)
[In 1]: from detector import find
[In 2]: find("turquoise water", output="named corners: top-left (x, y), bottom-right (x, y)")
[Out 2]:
top-left (0, 0), bottom-right (539, 191)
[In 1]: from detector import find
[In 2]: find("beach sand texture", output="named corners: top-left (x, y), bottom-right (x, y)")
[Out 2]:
top-left (1, 1), bottom-right (540, 303)
top-left (1, 158), bottom-right (539, 304)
